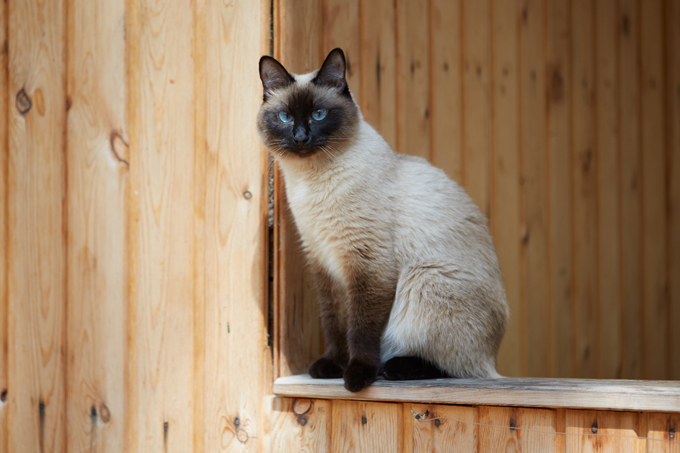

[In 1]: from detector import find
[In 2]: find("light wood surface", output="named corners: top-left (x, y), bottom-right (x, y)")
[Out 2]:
top-left (274, 375), bottom-right (680, 413)
top-left (0, 0), bottom-right (8, 450)
top-left (7, 0), bottom-right (67, 451)
top-left (331, 400), bottom-right (402, 453)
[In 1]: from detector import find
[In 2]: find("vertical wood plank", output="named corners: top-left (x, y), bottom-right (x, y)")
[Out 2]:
top-left (66, 0), bottom-right (128, 451)
top-left (404, 404), bottom-right (477, 453)
top-left (571, 0), bottom-right (598, 379)
top-left (360, 0), bottom-right (397, 149)
top-left (478, 406), bottom-right (561, 453)
top-left (566, 410), bottom-right (645, 453)
top-left (202, 0), bottom-right (270, 450)
top-left (595, 0), bottom-right (622, 380)
top-left (7, 0), bottom-right (67, 450)
top-left (271, 398), bottom-right (331, 453)
top-left (331, 400), bottom-right (402, 453)
top-left (430, 0), bottom-right (463, 182)
top-left (640, 0), bottom-right (667, 381)
top-left (274, 0), bottom-right (324, 378)
top-left (519, 0), bottom-right (551, 378)
top-left (0, 0), bottom-right (8, 448)
top-left (546, 0), bottom-right (573, 379)
top-left (491, 0), bottom-right (522, 377)
top-left (396, 0), bottom-right (430, 158)
top-left (645, 413), bottom-right (680, 453)
top-left (323, 0), bottom-right (361, 103)
top-left (126, 0), bottom-right (196, 449)
top-left (619, 0), bottom-right (643, 380)
top-left (668, 0), bottom-right (680, 382)
top-left (462, 0), bottom-right (491, 215)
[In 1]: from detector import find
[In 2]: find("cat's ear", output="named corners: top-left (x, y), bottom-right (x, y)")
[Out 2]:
top-left (314, 48), bottom-right (348, 91)
top-left (259, 56), bottom-right (294, 100)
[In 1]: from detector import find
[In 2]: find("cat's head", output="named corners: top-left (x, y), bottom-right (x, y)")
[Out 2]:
top-left (257, 48), bottom-right (360, 158)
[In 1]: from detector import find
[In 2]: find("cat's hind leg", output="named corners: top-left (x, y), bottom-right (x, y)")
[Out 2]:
top-left (382, 356), bottom-right (450, 380)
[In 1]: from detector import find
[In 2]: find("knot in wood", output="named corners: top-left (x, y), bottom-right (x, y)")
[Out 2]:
top-left (16, 89), bottom-right (31, 115)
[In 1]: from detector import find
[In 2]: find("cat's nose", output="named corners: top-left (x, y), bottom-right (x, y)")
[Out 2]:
top-left (294, 127), bottom-right (308, 145)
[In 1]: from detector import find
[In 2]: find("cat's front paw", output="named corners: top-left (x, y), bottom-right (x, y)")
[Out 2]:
top-left (309, 357), bottom-right (344, 378)
top-left (343, 359), bottom-right (378, 392)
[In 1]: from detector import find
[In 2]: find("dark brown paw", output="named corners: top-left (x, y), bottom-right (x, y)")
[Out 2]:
top-left (309, 357), bottom-right (344, 378)
top-left (343, 360), bottom-right (378, 392)
top-left (382, 356), bottom-right (450, 380)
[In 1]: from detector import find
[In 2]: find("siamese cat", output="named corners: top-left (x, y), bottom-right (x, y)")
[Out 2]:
top-left (257, 48), bottom-right (509, 392)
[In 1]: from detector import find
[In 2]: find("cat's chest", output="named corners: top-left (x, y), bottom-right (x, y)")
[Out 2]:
top-left (285, 177), bottom-right (353, 285)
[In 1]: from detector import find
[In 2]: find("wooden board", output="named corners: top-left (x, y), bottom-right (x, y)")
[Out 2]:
top-left (404, 404), bottom-right (477, 453)
top-left (668, 0), bottom-right (680, 382)
top-left (274, 375), bottom-right (680, 413)
top-left (65, 0), bottom-right (129, 451)
top-left (619, 0), bottom-right (643, 380)
top-left (201, 0), bottom-right (270, 450)
top-left (126, 0), bottom-right (197, 450)
top-left (0, 0), bottom-right (8, 449)
top-left (359, 0), bottom-right (397, 149)
top-left (595, 0), bottom-right (622, 381)
top-left (645, 412), bottom-right (680, 453)
top-left (571, 0), bottom-right (598, 379)
top-left (461, 0), bottom-right (491, 215)
top-left (274, 0), bottom-right (324, 378)
top-left (640, 0), bottom-right (668, 381)
top-left (271, 398), bottom-right (331, 452)
top-left (331, 400), bottom-right (402, 452)
top-left (478, 406), bottom-right (563, 452)
top-left (566, 410), bottom-right (645, 452)
top-left (7, 0), bottom-right (67, 451)
top-left (323, 0), bottom-right (361, 103)
top-left (546, 0), bottom-right (574, 379)
top-left (430, 0), bottom-right (463, 183)
top-left (519, 0), bottom-right (551, 378)
top-left (396, 0), bottom-right (430, 158)
top-left (490, 0), bottom-right (522, 378)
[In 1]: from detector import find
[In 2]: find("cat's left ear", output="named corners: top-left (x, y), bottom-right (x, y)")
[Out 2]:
top-left (259, 56), bottom-right (294, 100)
top-left (314, 48), bottom-right (348, 92)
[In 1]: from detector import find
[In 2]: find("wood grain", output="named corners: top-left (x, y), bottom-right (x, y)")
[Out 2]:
top-left (404, 404), bottom-right (477, 453)
top-left (274, 0), bottom-right (325, 378)
top-left (461, 0), bottom-right (491, 215)
top-left (66, 0), bottom-right (128, 451)
top-left (571, 0), bottom-right (598, 379)
top-left (323, 0), bottom-right (361, 103)
top-left (7, 0), bottom-right (67, 451)
top-left (396, 0), bottom-right (430, 157)
top-left (546, 0), bottom-right (574, 379)
top-left (645, 412), bottom-right (680, 453)
top-left (519, 0), bottom-right (551, 378)
top-left (478, 406), bottom-right (562, 452)
top-left (201, 0), bottom-right (270, 450)
top-left (271, 398), bottom-right (331, 452)
top-left (0, 0), bottom-right (8, 449)
top-left (359, 0), bottom-right (397, 150)
top-left (566, 410), bottom-right (645, 453)
top-left (126, 0), bottom-right (197, 449)
top-left (274, 375), bottom-right (680, 413)
top-left (491, 0), bottom-right (522, 377)
top-left (430, 0), bottom-right (463, 183)
top-left (331, 400), bottom-right (402, 452)
top-left (595, 0), bottom-right (622, 380)
top-left (619, 0), bottom-right (643, 380)
top-left (640, 0), bottom-right (668, 381)
top-left (668, 0), bottom-right (680, 382)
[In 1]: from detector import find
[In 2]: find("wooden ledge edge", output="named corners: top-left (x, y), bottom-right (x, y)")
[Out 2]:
top-left (273, 374), bottom-right (680, 413)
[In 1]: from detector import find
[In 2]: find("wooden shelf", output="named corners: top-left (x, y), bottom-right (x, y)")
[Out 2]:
top-left (274, 374), bottom-right (680, 413)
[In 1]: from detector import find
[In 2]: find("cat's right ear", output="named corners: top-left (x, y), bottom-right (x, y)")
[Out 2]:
top-left (259, 56), bottom-right (294, 101)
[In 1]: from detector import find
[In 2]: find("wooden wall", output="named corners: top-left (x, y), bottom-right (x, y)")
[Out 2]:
top-left (0, 0), bottom-right (270, 452)
top-left (274, 0), bottom-right (680, 381)
top-left (272, 398), bottom-right (680, 453)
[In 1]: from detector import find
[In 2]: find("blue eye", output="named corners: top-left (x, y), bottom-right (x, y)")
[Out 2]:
top-left (312, 109), bottom-right (327, 121)
top-left (278, 111), bottom-right (293, 123)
